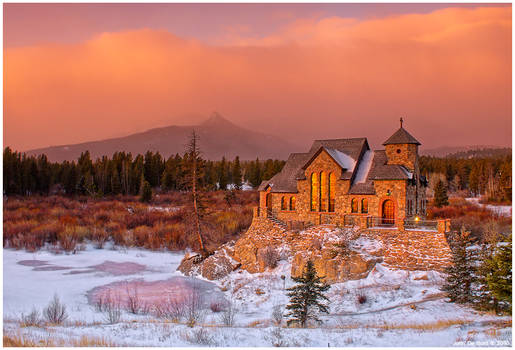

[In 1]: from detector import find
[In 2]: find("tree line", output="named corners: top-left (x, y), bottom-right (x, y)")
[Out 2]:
top-left (419, 154), bottom-right (511, 202)
top-left (3, 147), bottom-right (285, 197)
top-left (442, 229), bottom-right (511, 315)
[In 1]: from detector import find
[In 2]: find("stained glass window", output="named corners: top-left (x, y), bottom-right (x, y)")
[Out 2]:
top-left (351, 198), bottom-right (358, 213)
top-left (329, 173), bottom-right (336, 212)
top-left (311, 172), bottom-right (318, 211)
top-left (320, 172), bottom-right (327, 212)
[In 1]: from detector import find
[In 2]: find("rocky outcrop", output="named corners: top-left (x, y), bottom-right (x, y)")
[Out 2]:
top-left (178, 243), bottom-right (241, 280)
top-left (178, 214), bottom-right (452, 282)
top-left (213, 217), bottom-right (381, 283)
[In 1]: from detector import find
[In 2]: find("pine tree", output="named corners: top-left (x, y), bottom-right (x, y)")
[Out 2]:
top-left (249, 158), bottom-right (262, 188)
top-left (476, 235), bottom-right (512, 314)
top-left (218, 156), bottom-right (228, 190)
top-left (139, 178), bottom-right (152, 202)
top-left (433, 179), bottom-right (449, 207)
top-left (232, 156), bottom-right (243, 190)
top-left (285, 260), bottom-right (330, 327)
top-left (441, 228), bottom-right (476, 304)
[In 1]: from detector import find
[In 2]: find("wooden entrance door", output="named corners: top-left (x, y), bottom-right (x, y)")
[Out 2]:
top-left (266, 193), bottom-right (273, 216)
top-left (382, 200), bottom-right (394, 225)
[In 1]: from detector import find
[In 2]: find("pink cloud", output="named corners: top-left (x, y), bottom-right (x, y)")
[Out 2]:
top-left (4, 6), bottom-right (511, 152)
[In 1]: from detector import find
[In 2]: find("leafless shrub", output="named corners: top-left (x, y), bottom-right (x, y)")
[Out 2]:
top-left (331, 240), bottom-right (351, 258)
top-left (219, 298), bottom-right (236, 326)
top-left (125, 282), bottom-right (141, 314)
top-left (140, 301), bottom-right (152, 315)
top-left (103, 305), bottom-right (121, 324)
top-left (263, 247), bottom-right (280, 269)
top-left (189, 327), bottom-right (214, 345)
top-left (210, 300), bottom-right (225, 313)
top-left (185, 281), bottom-right (205, 327)
top-left (92, 227), bottom-right (109, 249)
top-left (153, 298), bottom-right (185, 322)
top-left (21, 307), bottom-right (42, 327)
top-left (43, 294), bottom-right (68, 325)
top-left (94, 294), bottom-right (107, 312)
top-left (272, 304), bottom-right (283, 326)
top-left (266, 327), bottom-right (288, 347)
top-left (102, 291), bottom-right (122, 324)
top-left (356, 291), bottom-right (367, 305)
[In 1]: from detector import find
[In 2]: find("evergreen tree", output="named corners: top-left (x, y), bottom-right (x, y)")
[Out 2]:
top-left (218, 156), bottom-right (228, 190)
top-left (249, 158), bottom-right (262, 188)
top-left (139, 178), bottom-right (152, 203)
top-left (232, 156), bottom-right (243, 190)
top-left (433, 179), bottom-right (449, 207)
top-left (476, 235), bottom-right (512, 314)
top-left (111, 167), bottom-right (122, 195)
top-left (285, 260), bottom-right (330, 327)
top-left (161, 155), bottom-right (178, 191)
top-left (262, 159), bottom-right (275, 180)
top-left (441, 228), bottom-right (476, 304)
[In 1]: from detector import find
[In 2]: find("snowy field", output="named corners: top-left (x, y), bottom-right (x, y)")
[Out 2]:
top-left (465, 198), bottom-right (512, 217)
top-left (3, 245), bottom-right (512, 347)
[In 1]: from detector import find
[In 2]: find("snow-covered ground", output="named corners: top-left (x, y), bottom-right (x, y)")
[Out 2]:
top-left (465, 198), bottom-right (512, 217)
top-left (4, 245), bottom-right (512, 347)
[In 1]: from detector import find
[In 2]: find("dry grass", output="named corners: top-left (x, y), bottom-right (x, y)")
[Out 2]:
top-left (4, 333), bottom-right (116, 347)
top-left (4, 192), bottom-right (257, 253)
top-left (335, 318), bottom-right (474, 332)
top-left (376, 319), bottom-right (470, 331)
top-left (426, 198), bottom-right (511, 240)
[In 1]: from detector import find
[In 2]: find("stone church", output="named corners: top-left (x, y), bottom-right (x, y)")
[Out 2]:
top-left (258, 119), bottom-right (428, 228)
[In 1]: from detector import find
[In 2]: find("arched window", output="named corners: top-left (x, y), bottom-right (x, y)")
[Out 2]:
top-left (320, 172), bottom-right (328, 212)
top-left (351, 198), bottom-right (358, 213)
top-left (361, 198), bottom-right (368, 213)
top-left (281, 196), bottom-right (287, 210)
top-left (328, 173), bottom-right (336, 212)
top-left (290, 196), bottom-right (296, 211)
top-left (311, 173), bottom-right (318, 211)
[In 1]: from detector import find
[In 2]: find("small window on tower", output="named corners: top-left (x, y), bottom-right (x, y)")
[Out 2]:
top-left (396, 149), bottom-right (401, 154)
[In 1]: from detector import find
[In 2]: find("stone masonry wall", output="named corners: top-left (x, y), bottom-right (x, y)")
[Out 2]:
top-left (361, 228), bottom-right (452, 271)
top-left (385, 143), bottom-right (418, 171)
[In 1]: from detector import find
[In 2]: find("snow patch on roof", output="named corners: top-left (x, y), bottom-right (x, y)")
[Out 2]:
top-left (354, 150), bottom-right (374, 183)
top-left (325, 148), bottom-right (356, 171)
top-left (400, 166), bottom-right (414, 179)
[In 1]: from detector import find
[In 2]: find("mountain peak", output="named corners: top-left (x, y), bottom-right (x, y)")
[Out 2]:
top-left (201, 112), bottom-right (235, 128)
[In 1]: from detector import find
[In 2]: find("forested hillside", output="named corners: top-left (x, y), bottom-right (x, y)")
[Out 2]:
top-left (3, 148), bottom-right (285, 196)
top-left (420, 152), bottom-right (511, 203)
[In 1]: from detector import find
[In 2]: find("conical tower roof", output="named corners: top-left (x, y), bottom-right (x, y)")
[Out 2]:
top-left (383, 118), bottom-right (421, 145)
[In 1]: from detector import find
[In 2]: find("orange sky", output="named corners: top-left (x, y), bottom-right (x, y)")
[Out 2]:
top-left (4, 5), bottom-right (512, 151)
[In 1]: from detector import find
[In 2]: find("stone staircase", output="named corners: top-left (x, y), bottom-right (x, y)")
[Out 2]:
top-left (266, 209), bottom-right (287, 229)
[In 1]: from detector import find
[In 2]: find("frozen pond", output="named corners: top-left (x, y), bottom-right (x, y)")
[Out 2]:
top-left (3, 245), bottom-right (219, 322)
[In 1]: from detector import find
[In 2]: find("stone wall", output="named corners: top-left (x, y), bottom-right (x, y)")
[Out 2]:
top-left (361, 228), bottom-right (452, 271)
top-left (186, 212), bottom-right (453, 282)
top-left (385, 143), bottom-right (418, 171)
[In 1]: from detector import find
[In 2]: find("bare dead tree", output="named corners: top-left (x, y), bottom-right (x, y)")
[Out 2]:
top-left (186, 131), bottom-right (207, 256)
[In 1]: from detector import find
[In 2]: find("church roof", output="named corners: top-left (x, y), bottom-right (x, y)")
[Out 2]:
top-left (348, 150), bottom-right (412, 194)
top-left (258, 138), bottom-right (368, 193)
top-left (259, 135), bottom-right (416, 194)
top-left (382, 127), bottom-right (421, 146)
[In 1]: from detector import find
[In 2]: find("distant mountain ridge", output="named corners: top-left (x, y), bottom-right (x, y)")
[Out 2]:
top-left (25, 113), bottom-right (297, 162)
top-left (420, 145), bottom-right (511, 158)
